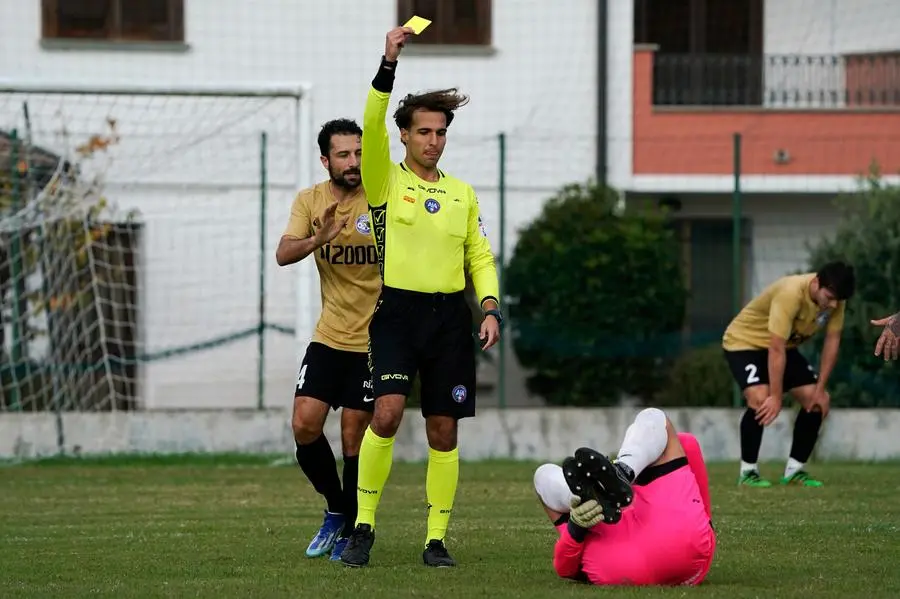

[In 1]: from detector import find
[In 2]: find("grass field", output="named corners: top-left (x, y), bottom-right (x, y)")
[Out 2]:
top-left (2, 456), bottom-right (899, 598)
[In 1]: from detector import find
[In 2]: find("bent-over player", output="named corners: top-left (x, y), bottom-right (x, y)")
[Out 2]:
top-left (534, 408), bottom-right (716, 586)
top-left (276, 118), bottom-right (381, 561)
top-left (722, 261), bottom-right (855, 488)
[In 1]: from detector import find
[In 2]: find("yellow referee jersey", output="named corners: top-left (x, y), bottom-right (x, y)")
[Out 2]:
top-left (361, 86), bottom-right (499, 305)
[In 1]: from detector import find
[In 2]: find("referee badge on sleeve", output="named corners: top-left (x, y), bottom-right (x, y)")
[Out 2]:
top-left (478, 215), bottom-right (488, 238)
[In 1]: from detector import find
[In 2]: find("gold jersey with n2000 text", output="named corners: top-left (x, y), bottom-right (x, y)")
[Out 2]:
top-left (283, 181), bottom-right (381, 352)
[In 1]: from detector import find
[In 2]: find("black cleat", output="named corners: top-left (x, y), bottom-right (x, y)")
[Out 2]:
top-left (573, 447), bottom-right (634, 509)
top-left (562, 455), bottom-right (622, 525)
top-left (422, 539), bottom-right (456, 567)
top-left (339, 524), bottom-right (375, 568)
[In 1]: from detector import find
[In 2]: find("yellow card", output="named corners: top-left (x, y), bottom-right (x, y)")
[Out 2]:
top-left (403, 15), bottom-right (432, 35)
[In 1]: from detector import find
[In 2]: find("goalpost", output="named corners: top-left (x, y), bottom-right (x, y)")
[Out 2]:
top-left (0, 80), bottom-right (318, 444)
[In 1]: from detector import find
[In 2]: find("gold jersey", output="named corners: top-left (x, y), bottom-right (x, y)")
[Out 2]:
top-left (723, 273), bottom-right (845, 351)
top-left (283, 181), bottom-right (381, 352)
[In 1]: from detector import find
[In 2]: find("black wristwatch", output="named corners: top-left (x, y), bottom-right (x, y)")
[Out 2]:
top-left (484, 308), bottom-right (503, 327)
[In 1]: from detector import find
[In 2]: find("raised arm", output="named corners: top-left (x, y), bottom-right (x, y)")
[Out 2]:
top-left (276, 191), bottom-right (315, 266)
top-left (362, 27), bottom-right (414, 207)
top-left (362, 72), bottom-right (394, 207)
top-left (276, 197), bottom-right (346, 266)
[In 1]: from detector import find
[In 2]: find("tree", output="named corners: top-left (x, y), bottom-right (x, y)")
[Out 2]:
top-left (505, 182), bottom-right (687, 406)
top-left (804, 170), bottom-right (900, 407)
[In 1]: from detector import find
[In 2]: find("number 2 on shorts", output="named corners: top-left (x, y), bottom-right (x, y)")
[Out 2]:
top-left (744, 363), bottom-right (760, 384)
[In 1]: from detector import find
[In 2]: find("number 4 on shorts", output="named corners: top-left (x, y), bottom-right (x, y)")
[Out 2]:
top-left (297, 364), bottom-right (308, 389)
top-left (744, 364), bottom-right (760, 384)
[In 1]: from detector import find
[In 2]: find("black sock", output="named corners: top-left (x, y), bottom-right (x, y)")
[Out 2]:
top-left (789, 409), bottom-right (823, 463)
top-left (740, 408), bottom-right (764, 464)
top-left (295, 434), bottom-right (344, 514)
top-left (341, 455), bottom-right (360, 537)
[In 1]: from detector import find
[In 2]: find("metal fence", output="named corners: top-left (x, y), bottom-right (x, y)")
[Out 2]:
top-left (653, 53), bottom-right (900, 108)
top-left (3, 119), bottom-right (899, 413)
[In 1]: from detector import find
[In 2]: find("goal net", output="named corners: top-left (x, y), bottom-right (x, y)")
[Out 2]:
top-left (0, 81), bottom-right (312, 418)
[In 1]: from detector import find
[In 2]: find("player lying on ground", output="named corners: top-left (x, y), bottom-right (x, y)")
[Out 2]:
top-left (340, 25), bottom-right (501, 569)
top-left (722, 261), bottom-right (855, 488)
top-left (533, 408), bottom-right (716, 586)
top-left (871, 311), bottom-right (900, 361)
top-left (276, 119), bottom-right (381, 561)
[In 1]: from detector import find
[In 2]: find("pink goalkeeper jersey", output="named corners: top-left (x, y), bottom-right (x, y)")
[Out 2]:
top-left (553, 433), bottom-right (715, 586)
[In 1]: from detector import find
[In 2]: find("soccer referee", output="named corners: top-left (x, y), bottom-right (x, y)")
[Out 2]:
top-left (341, 25), bottom-right (501, 569)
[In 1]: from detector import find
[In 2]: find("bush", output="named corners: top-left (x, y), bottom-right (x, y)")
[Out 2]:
top-left (655, 344), bottom-right (734, 407)
top-left (505, 182), bottom-right (687, 406)
top-left (804, 171), bottom-right (900, 407)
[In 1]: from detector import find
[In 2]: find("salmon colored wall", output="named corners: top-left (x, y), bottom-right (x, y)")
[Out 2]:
top-left (632, 47), bottom-right (900, 176)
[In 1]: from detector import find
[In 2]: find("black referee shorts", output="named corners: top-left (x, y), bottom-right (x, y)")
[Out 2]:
top-left (368, 286), bottom-right (477, 420)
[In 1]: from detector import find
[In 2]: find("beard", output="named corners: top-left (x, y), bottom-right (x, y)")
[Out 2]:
top-left (330, 167), bottom-right (361, 190)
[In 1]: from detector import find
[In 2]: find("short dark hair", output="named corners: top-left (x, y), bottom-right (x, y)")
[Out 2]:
top-left (393, 88), bottom-right (469, 130)
top-left (817, 260), bottom-right (856, 300)
top-left (317, 118), bottom-right (362, 157)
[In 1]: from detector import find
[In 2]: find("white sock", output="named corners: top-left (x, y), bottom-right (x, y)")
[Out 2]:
top-left (740, 461), bottom-right (759, 475)
top-left (614, 408), bottom-right (668, 480)
top-left (784, 457), bottom-right (804, 479)
top-left (534, 463), bottom-right (577, 513)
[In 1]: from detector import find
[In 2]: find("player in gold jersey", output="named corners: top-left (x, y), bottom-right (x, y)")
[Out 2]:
top-left (341, 26), bottom-right (501, 569)
top-left (721, 261), bottom-right (855, 488)
top-left (276, 119), bottom-right (381, 561)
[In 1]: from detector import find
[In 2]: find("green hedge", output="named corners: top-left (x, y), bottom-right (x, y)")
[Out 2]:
top-left (505, 182), bottom-right (687, 406)
top-left (655, 344), bottom-right (734, 407)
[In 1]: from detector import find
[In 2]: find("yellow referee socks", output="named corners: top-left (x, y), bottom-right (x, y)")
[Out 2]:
top-left (425, 446), bottom-right (459, 544)
top-left (355, 427), bottom-right (395, 529)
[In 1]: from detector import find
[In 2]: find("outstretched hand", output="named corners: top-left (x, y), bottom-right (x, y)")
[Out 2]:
top-left (872, 313), bottom-right (900, 361)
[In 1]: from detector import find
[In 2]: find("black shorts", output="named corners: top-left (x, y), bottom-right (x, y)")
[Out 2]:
top-left (368, 286), bottom-right (477, 420)
top-left (294, 342), bottom-right (374, 412)
top-left (723, 348), bottom-right (818, 392)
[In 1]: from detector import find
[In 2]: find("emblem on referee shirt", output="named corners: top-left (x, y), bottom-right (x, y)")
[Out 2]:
top-left (424, 198), bottom-right (441, 214)
top-left (355, 214), bottom-right (371, 235)
top-left (451, 385), bottom-right (467, 403)
top-left (816, 311), bottom-right (830, 326)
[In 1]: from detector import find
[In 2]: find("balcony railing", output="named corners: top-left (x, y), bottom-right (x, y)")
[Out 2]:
top-left (653, 53), bottom-right (900, 108)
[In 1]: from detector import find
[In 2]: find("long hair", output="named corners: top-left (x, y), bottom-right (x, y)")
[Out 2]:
top-left (393, 88), bottom-right (469, 130)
